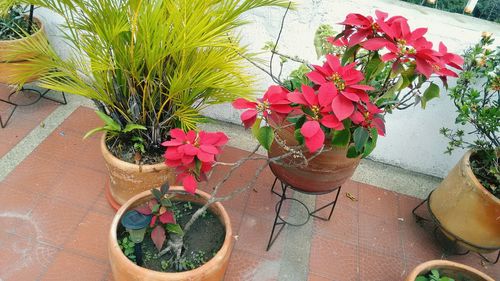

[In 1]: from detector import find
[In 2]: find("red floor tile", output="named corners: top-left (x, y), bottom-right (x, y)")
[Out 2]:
top-left (358, 183), bottom-right (399, 220)
top-left (359, 246), bottom-right (406, 281)
top-left (64, 211), bottom-right (113, 261)
top-left (308, 273), bottom-right (332, 281)
top-left (235, 210), bottom-right (284, 260)
top-left (29, 196), bottom-right (88, 247)
top-left (358, 211), bottom-right (403, 258)
top-left (309, 235), bottom-right (359, 281)
top-left (3, 155), bottom-right (63, 194)
top-left (225, 249), bottom-right (280, 281)
top-left (313, 199), bottom-right (358, 245)
top-left (0, 181), bottom-right (40, 215)
top-left (0, 232), bottom-right (58, 281)
top-left (41, 251), bottom-right (108, 281)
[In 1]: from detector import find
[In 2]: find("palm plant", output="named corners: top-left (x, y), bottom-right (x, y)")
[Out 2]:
top-left (2, 0), bottom-right (290, 161)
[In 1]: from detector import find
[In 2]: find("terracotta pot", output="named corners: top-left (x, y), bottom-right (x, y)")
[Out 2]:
top-left (405, 260), bottom-right (494, 281)
top-left (109, 186), bottom-right (234, 281)
top-left (268, 122), bottom-right (361, 193)
top-left (0, 17), bottom-right (47, 84)
top-left (429, 150), bottom-right (500, 253)
top-left (101, 135), bottom-right (176, 208)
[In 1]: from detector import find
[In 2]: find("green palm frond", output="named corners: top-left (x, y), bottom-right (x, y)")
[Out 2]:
top-left (5, 0), bottom-right (291, 150)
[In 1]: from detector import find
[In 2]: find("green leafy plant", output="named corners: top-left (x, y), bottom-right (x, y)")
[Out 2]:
top-left (440, 33), bottom-right (499, 199)
top-left (3, 0), bottom-right (291, 163)
top-left (0, 5), bottom-right (35, 41)
top-left (118, 236), bottom-right (136, 263)
top-left (416, 269), bottom-right (455, 281)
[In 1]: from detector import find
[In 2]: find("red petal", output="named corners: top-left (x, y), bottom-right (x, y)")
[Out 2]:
top-left (151, 225), bottom-right (166, 251)
top-left (349, 84), bottom-right (374, 91)
top-left (150, 215), bottom-right (157, 227)
top-left (300, 120), bottom-right (321, 138)
top-left (170, 128), bottom-right (186, 141)
top-left (241, 109), bottom-right (257, 129)
top-left (200, 144), bottom-right (219, 154)
top-left (410, 28), bottom-right (428, 41)
top-left (232, 98), bottom-right (257, 109)
top-left (159, 211), bottom-right (175, 224)
top-left (415, 57), bottom-right (433, 78)
top-left (161, 140), bottom-right (183, 147)
top-left (306, 71), bottom-right (327, 85)
top-left (318, 83), bottom-right (336, 107)
top-left (197, 150), bottom-right (215, 162)
top-left (342, 91), bottom-right (360, 102)
top-left (165, 148), bottom-right (182, 160)
top-left (381, 53), bottom-right (398, 62)
top-left (135, 204), bottom-right (152, 215)
top-left (372, 117), bottom-right (386, 136)
top-left (182, 175), bottom-right (198, 194)
top-left (331, 95), bottom-right (355, 121)
top-left (186, 131), bottom-right (197, 143)
top-left (301, 85), bottom-right (318, 106)
top-left (320, 114), bottom-right (343, 130)
top-left (287, 91), bottom-right (308, 105)
top-left (350, 110), bottom-right (364, 124)
top-left (180, 144), bottom-right (198, 156)
top-left (325, 54), bottom-right (341, 72)
top-left (304, 129), bottom-right (325, 153)
top-left (361, 38), bottom-right (388, 51)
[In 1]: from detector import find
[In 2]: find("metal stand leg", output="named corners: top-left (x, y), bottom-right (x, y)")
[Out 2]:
top-left (0, 86), bottom-right (66, 128)
top-left (478, 250), bottom-right (500, 265)
top-left (412, 193), bottom-right (499, 264)
top-left (266, 177), bottom-right (342, 251)
top-left (0, 99), bottom-right (18, 128)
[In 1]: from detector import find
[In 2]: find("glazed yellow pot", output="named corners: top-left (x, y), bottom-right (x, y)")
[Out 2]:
top-left (429, 150), bottom-right (500, 252)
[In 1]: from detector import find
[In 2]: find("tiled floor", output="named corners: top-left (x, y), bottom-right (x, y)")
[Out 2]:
top-left (0, 85), bottom-right (61, 157)
top-left (0, 106), bottom-right (498, 281)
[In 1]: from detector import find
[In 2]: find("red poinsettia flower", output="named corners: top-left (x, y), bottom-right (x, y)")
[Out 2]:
top-left (162, 129), bottom-right (227, 193)
top-left (232, 85), bottom-right (292, 128)
top-left (350, 102), bottom-right (386, 136)
top-left (306, 54), bottom-right (374, 121)
top-left (288, 85), bottom-right (344, 152)
top-left (339, 10), bottom-right (391, 46)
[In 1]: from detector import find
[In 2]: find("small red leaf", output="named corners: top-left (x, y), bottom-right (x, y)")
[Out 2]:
top-left (159, 211), bottom-right (175, 224)
top-left (151, 225), bottom-right (166, 251)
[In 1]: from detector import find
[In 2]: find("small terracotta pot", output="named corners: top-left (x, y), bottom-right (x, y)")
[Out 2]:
top-left (429, 150), bottom-right (500, 253)
top-left (0, 17), bottom-right (47, 84)
top-left (101, 135), bottom-right (176, 208)
top-left (405, 260), bottom-right (494, 281)
top-left (108, 187), bottom-right (234, 281)
top-left (268, 121), bottom-right (361, 193)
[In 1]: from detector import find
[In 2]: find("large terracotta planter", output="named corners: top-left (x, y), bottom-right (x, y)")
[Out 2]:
top-left (268, 122), bottom-right (361, 193)
top-left (0, 17), bottom-right (47, 84)
top-left (109, 187), bottom-right (234, 281)
top-left (101, 135), bottom-right (176, 208)
top-left (405, 260), bottom-right (494, 281)
top-left (429, 150), bottom-right (500, 253)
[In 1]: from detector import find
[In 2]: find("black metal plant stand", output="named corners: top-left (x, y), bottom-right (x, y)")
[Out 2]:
top-left (412, 191), bottom-right (500, 265)
top-left (266, 177), bottom-right (342, 251)
top-left (0, 86), bottom-right (67, 128)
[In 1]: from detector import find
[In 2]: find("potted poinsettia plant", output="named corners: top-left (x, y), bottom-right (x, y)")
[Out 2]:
top-left (406, 260), bottom-right (494, 281)
top-left (109, 128), bottom-right (293, 280)
top-left (232, 10), bottom-right (463, 193)
top-left (3, 0), bottom-right (291, 208)
top-left (430, 33), bottom-right (500, 254)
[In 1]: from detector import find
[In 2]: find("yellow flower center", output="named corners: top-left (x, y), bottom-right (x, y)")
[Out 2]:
top-left (396, 39), bottom-right (416, 55)
top-left (330, 73), bottom-right (346, 91)
top-left (311, 105), bottom-right (320, 120)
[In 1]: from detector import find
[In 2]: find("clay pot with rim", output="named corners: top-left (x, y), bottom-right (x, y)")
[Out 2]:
top-left (0, 17), bottom-right (47, 84)
top-left (101, 135), bottom-right (176, 209)
top-left (429, 150), bottom-right (500, 253)
top-left (108, 186), bottom-right (234, 281)
top-left (268, 120), bottom-right (361, 193)
top-left (405, 260), bottom-right (494, 281)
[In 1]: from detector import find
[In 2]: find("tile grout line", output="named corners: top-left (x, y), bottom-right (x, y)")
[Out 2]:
top-left (0, 94), bottom-right (92, 182)
top-left (278, 192), bottom-right (315, 281)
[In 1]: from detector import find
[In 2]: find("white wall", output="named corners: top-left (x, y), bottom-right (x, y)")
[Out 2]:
top-left (36, 0), bottom-right (500, 178)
